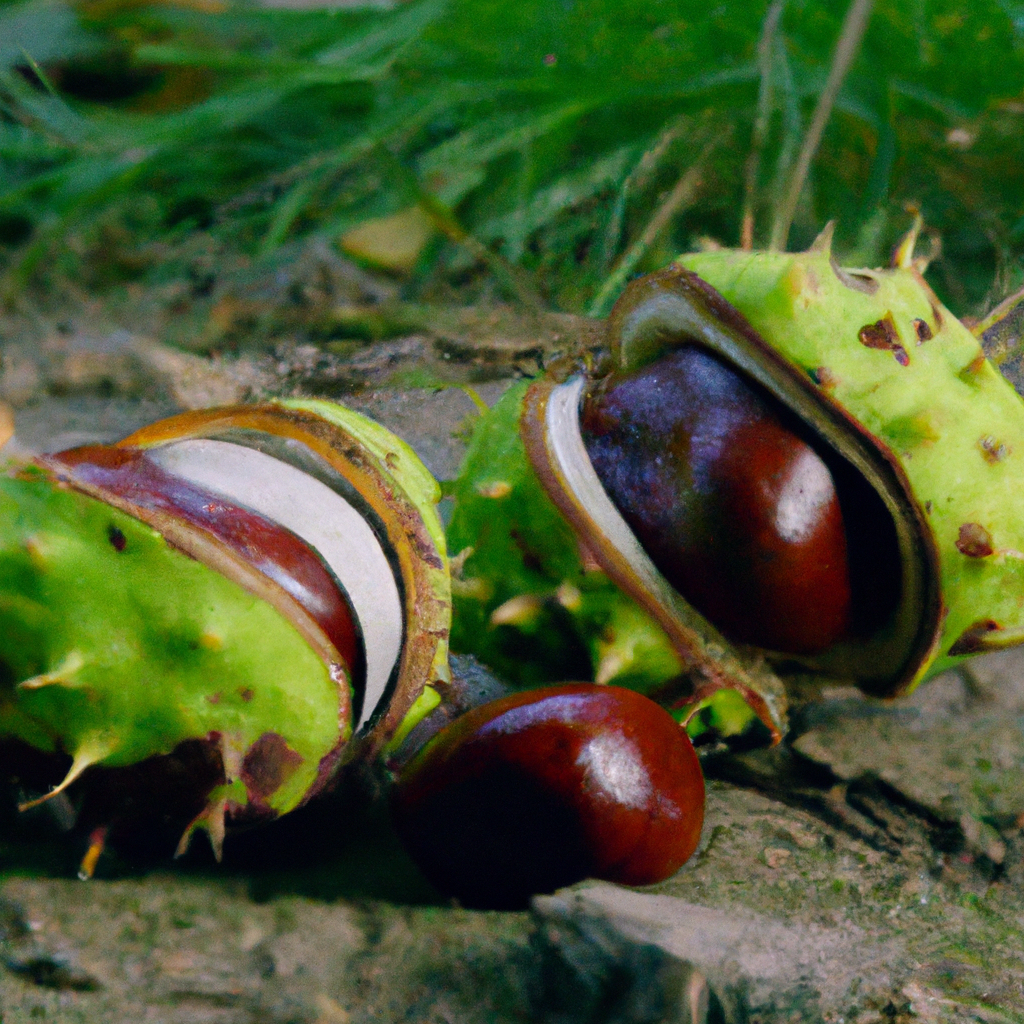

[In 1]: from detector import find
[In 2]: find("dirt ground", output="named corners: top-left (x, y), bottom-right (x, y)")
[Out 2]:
top-left (2, 247), bottom-right (1024, 1023)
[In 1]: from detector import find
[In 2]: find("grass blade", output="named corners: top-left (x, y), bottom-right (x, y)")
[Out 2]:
top-left (770, 0), bottom-right (875, 250)
top-left (588, 131), bottom-right (724, 317)
top-left (741, 0), bottom-right (786, 249)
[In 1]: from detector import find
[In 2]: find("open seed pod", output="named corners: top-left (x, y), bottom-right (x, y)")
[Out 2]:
top-left (675, 232), bottom-right (1024, 690)
top-left (448, 373), bottom-right (790, 742)
top-left (448, 227), bottom-right (1024, 742)
top-left (0, 399), bottom-right (450, 862)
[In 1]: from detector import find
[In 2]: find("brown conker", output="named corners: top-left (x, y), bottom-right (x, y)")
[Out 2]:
top-left (391, 684), bottom-right (705, 910)
top-left (581, 346), bottom-right (854, 655)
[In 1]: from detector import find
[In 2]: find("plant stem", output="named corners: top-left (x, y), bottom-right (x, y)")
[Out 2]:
top-left (769, 0), bottom-right (875, 251)
top-left (588, 132), bottom-right (723, 318)
top-left (741, 0), bottom-right (786, 250)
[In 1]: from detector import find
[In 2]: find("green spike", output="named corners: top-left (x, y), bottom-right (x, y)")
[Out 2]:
top-left (17, 651), bottom-right (87, 691)
top-left (18, 734), bottom-right (115, 811)
top-left (176, 791), bottom-right (229, 862)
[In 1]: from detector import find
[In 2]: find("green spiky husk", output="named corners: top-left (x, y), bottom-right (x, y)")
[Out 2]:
top-left (677, 248), bottom-right (1024, 686)
top-left (0, 397), bottom-right (453, 835)
top-left (449, 247), bottom-right (1024, 733)
top-left (0, 466), bottom-right (341, 819)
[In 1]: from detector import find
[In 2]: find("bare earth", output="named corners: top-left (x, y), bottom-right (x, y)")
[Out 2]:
top-left (2, 256), bottom-right (1023, 1023)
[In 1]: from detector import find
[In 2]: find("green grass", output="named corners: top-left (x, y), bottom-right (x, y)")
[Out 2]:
top-left (1, 0), bottom-right (1023, 319)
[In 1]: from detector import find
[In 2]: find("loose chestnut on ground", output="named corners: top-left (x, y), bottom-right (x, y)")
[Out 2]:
top-left (391, 684), bottom-right (705, 910)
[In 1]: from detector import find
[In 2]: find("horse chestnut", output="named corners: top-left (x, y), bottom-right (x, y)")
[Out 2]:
top-left (391, 684), bottom-right (705, 910)
top-left (581, 346), bottom-right (854, 655)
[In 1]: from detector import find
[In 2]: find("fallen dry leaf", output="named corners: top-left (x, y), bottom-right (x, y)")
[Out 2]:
top-left (0, 402), bottom-right (13, 450)
top-left (340, 206), bottom-right (435, 274)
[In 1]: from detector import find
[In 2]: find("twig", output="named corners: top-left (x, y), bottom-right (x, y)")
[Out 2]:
top-left (741, 0), bottom-right (786, 250)
top-left (769, 0), bottom-right (875, 251)
top-left (588, 133), bottom-right (723, 318)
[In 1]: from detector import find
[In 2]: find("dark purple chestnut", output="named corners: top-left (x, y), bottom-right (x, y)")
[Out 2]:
top-left (581, 346), bottom-right (853, 655)
top-left (391, 684), bottom-right (705, 910)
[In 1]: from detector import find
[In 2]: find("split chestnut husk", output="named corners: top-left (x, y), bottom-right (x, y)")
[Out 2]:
top-left (0, 400), bottom-right (450, 863)
top-left (447, 226), bottom-right (1024, 743)
top-left (391, 683), bottom-right (705, 910)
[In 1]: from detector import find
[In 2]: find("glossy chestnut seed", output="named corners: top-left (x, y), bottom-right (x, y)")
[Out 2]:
top-left (391, 684), bottom-right (705, 910)
top-left (581, 346), bottom-right (852, 655)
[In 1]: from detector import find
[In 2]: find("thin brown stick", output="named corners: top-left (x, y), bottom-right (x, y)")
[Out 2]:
top-left (741, 0), bottom-right (785, 250)
top-left (769, 0), bottom-right (875, 251)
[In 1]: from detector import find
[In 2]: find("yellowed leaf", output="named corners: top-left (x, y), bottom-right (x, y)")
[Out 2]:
top-left (0, 403), bottom-right (13, 451)
top-left (340, 206), bottom-right (435, 274)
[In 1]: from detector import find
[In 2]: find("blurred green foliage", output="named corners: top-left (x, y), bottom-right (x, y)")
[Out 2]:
top-left (0, 0), bottom-right (1023, 316)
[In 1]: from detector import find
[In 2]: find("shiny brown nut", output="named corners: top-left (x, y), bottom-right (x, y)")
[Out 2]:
top-left (391, 684), bottom-right (705, 910)
top-left (581, 345), bottom-right (853, 655)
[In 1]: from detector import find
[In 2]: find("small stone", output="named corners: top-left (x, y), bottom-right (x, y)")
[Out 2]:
top-left (764, 847), bottom-right (792, 869)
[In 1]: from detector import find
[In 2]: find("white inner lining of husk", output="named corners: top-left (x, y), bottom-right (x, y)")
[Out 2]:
top-left (150, 438), bottom-right (402, 729)
top-left (546, 376), bottom-right (692, 629)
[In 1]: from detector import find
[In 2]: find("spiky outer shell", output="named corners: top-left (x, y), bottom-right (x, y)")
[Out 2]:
top-left (447, 385), bottom-right (764, 741)
top-left (676, 248), bottom-right (1024, 687)
top-left (0, 398), bottom-right (450, 835)
top-left (0, 468), bottom-right (337, 820)
top-left (449, 248), bottom-right (1024, 737)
